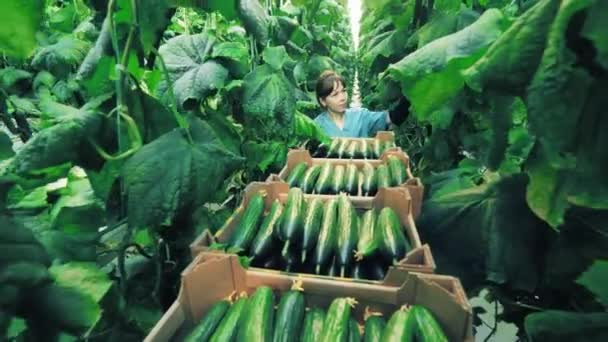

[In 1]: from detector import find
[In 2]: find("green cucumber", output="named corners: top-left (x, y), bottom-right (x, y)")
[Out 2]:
top-left (185, 299), bottom-right (230, 342)
top-left (336, 194), bottom-right (358, 277)
top-left (358, 140), bottom-right (368, 159)
top-left (237, 287), bottom-right (275, 342)
top-left (251, 200), bottom-right (283, 263)
top-left (363, 315), bottom-right (386, 342)
top-left (286, 162), bottom-right (308, 187)
top-left (380, 307), bottom-right (415, 342)
top-left (361, 163), bottom-right (377, 196)
top-left (300, 165), bottom-right (322, 194)
top-left (327, 254), bottom-right (340, 277)
top-left (319, 297), bottom-right (356, 342)
top-left (372, 140), bottom-right (382, 159)
top-left (278, 188), bottom-right (305, 261)
top-left (344, 164), bottom-right (359, 195)
top-left (328, 139), bottom-right (341, 158)
top-left (367, 257), bottom-right (388, 281)
top-left (387, 156), bottom-right (407, 186)
top-left (355, 210), bottom-right (378, 261)
top-left (281, 242), bottom-right (301, 272)
top-left (314, 162), bottom-right (334, 194)
top-left (301, 198), bottom-right (324, 263)
top-left (352, 262), bottom-right (366, 279)
top-left (314, 199), bottom-right (338, 274)
top-left (300, 308), bottom-right (326, 342)
top-left (209, 294), bottom-right (249, 342)
top-left (331, 165), bottom-right (346, 194)
top-left (376, 164), bottom-right (390, 190)
top-left (229, 192), bottom-right (265, 251)
top-left (410, 305), bottom-right (448, 342)
top-left (377, 207), bottom-right (411, 265)
top-left (383, 141), bottom-right (396, 152)
top-left (272, 288), bottom-right (306, 342)
top-left (260, 254), bottom-right (281, 270)
top-left (337, 139), bottom-right (349, 159)
top-left (313, 143), bottom-right (329, 158)
top-left (346, 140), bottom-right (358, 159)
top-left (348, 318), bottom-right (361, 342)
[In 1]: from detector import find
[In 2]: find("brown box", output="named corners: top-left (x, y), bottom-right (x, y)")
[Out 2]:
top-left (270, 149), bottom-right (424, 218)
top-left (190, 182), bottom-right (436, 277)
top-left (144, 254), bottom-right (473, 342)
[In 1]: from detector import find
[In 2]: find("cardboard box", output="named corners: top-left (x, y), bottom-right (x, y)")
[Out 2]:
top-left (272, 149), bottom-right (424, 218)
top-left (190, 182), bottom-right (436, 278)
top-left (144, 254), bottom-right (473, 342)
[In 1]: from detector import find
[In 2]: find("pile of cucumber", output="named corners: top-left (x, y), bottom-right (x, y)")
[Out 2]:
top-left (285, 155), bottom-right (409, 196)
top-left (310, 138), bottom-right (397, 159)
top-left (185, 285), bottom-right (448, 342)
top-left (227, 189), bottom-right (412, 280)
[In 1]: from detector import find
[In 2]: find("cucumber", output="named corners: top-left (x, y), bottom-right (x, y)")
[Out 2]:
top-left (301, 198), bottom-right (324, 263)
top-left (209, 294), bottom-right (249, 342)
top-left (313, 143), bottom-right (329, 158)
top-left (363, 315), bottom-right (386, 342)
top-left (314, 199), bottom-right (338, 274)
top-left (327, 255), bottom-right (340, 277)
top-left (346, 141), bottom-right (358, 159)
top-left (286, 162), bottom-right (308, 187)
top-left (372, 140), bottom-right (382, 159)
top-left (355, 210), bottom-right (378, 261)
top-left (319, 297), bottom-right (356, 342)
top-left (344, 164), bottom-right (359, 195)
top-left (380, 306), bottom-right (415, 342)
top-left (383, 141), bottom-right (396, 152)
top-left (300, 165), bottom-right (322, 194)
top-left (359, 140), bottom-right (368, 159)
top-left (376, 164), bottom-right (390, 190)
top-left (260, 254), bottom-right (281, 270)
top-left (314, 162), bottom-right (334, 194)
top-left (377, 207), bottom-right (411, 265)
top-left (348, 318), bottom-right (361, 342)
top-left (352, 262), bottom-right (366, 280)
top-left (331, 165), bottom-right (346, 194)
top-left (387, 156), bottom-right (406, 186)
top-left (361, 163), bottom-right (377, 196)
top-left (229, 192), bottom-right (265, 251)
top-left (410, 305), bottom-right (448, 342)
top-left (251, 200), bottom-right (283, 263)
top-left (337, 139), bottom-right (349, 159)
top-left (273, 287), bottom-right (306, 342)
top-left (300, 308), bottom-right (326, 342)
top-left (336, 194), bottom-right (358, 277)
top-left (281, 242), bottom-right (301, 272)
top-left (367, 257), bottom-right (388, 281)
top-left (237, 287), bottom-right (275, 342)
top-left (328, 139), bottom-right (341, 158)
top-left (185, 300), bottom-right (230, 342)
top-left (278, 188), bottom-right (305, 260)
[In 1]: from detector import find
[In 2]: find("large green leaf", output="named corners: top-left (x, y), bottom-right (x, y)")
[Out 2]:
top-left (419, 174), bottom-right (547, 291)
top-left (577, 260), bottom-right (608, 308)
top-left (525, 311), bottom-right (608, 342)
top-left (525, 0), bottom-right (608, 227)
top-left (0, 0), bottom-right (44, 59)
top-left (50, 262), bottom-right (113, 305)
top-left (386, 9), bottom-right (509, 122)
top-left (137, 0), bottom-right (172, 54)
top-left (121, 116), bottom-right (243, 229)
top-left (10, 97), bottom-right (108, 175)
top-left (171, 0), bottom-right (238, 20)
top-left (0, 68), bottom-right (32, 94)
top-left (463, 0), bottom-right (561, 94)
top-left (262, 45), bottom-right (291, 71)
top-left (242, 64), bottom-right (296, 139)
top-left (157, 33), bottom-right (229, 110)
top-left (237, 0), bottom-right (270, 45)
top-left (0, 132), bottom-right (14, 160)
top-left (32, 36), bottom-right (92, 78)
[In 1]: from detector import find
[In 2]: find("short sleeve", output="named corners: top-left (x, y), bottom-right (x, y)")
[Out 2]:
top-left (362, 108), bottom-right (389, 137)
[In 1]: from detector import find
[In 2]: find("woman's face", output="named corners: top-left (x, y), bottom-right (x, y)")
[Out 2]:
top-left (320, 81), bottom-right (348, 114)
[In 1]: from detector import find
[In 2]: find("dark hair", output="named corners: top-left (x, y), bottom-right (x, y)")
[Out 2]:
top-left (315, 70), bottom-right (346, 107)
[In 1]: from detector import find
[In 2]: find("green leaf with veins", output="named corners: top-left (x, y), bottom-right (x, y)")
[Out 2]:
top-left (157, 33), bottom-right (230, 110)
top-left (576, 260), bottom-right (608, 308)
top-left (32, 36), bottom-right (92, 77)
top-left (121, 116), bottom-right (243, 229)
top-left (0, 0), bottom-right (44, 59)
top-left (386, 9), bottom-right (509, 121)
top-left (0, 132), bottom-right (14, 160)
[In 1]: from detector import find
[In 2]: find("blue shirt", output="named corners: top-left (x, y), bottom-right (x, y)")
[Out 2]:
top-left (314, 108), bottom-right (389, 138)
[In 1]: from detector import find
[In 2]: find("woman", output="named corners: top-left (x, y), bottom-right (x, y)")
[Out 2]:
top-left (314, 70), bottom-right (407, 138)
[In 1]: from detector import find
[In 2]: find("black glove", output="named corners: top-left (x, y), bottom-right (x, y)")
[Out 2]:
top-left (388, 97), bottom-right (410, 126)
